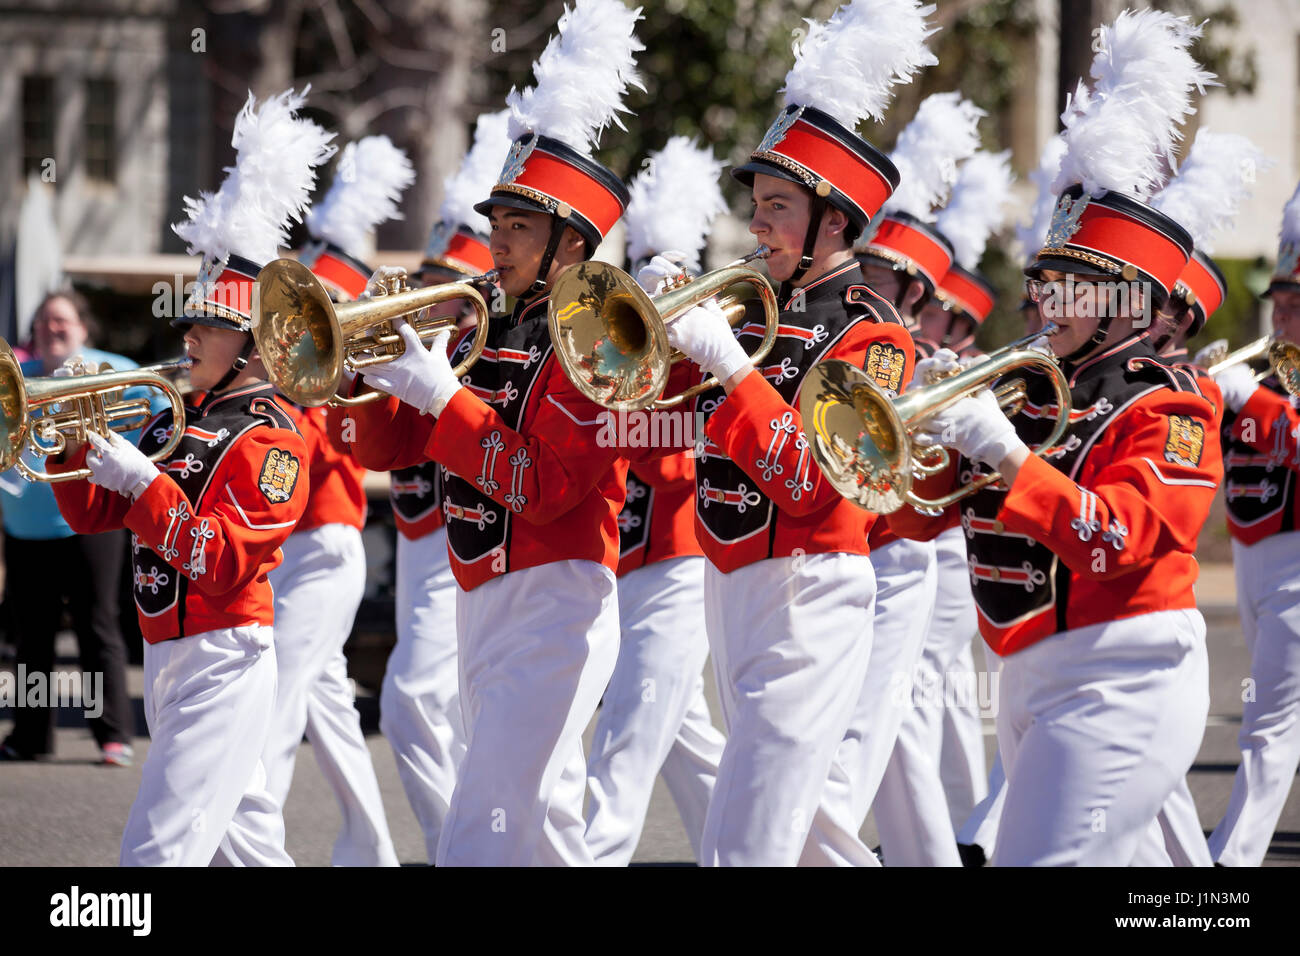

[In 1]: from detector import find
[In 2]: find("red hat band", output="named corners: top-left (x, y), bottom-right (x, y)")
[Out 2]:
top-left (1173, 250), bottom-right (1225, 327)
top-left (184, 254), bottom-right (261, 327)
top-left (862, 215), bottom-right (954, 288)
top-left (481, 134), bottom-right (628, 246)
top-left (1032, 185), bottom-right (1192, 298)
top-left (938, 265), bottom-right (996, 323)
top-left (299, 240), bottom-right (371, 301)
top-left (422, 222), bottom-right (495, 276)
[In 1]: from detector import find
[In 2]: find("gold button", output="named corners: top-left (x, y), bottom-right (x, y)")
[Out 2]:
top-left (990, 568), bottom-right (1001, 582)
top-left (992, 520), bottom-right (1005, 534)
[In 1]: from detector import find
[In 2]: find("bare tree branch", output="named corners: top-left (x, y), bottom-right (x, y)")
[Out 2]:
top-left (316, 0), bottom-right (359, 69)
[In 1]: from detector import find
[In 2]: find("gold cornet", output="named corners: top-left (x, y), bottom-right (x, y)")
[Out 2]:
top-left (547, 247), bottom-right (779, 411)
top-left (252, 258), bottom-right (492, 407)
top-left (801, 326), bottom-right (1072, 514)
top-left (0, 338), bottom-right (189, 483)
top-left (1204, 334), bottom-right (1300, 397)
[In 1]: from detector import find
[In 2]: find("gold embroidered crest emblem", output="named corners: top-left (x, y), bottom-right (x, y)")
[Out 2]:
top-left (1164, 414), bottom-right (1205, 467)
top-left (865, 342), bottom-right (906, 394)
top-left (259, 448), bottom-right (302, 504)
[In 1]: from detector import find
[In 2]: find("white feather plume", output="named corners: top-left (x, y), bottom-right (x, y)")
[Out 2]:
top-left (624, 136), bottom-right (727, 271)
top-left (1280, 180), bottom-right (1300, 249)
top-left (438, 109), bottom-right (513, 237)
top-left (1053, 8), bottom-right (1217, 199)
top-left (936, 150), bottom-right (1014, 270)
top-left (882, 92), bottom-right (984, 221)
top-left (782, 0), bottom-right (938, 128)
top-left (306, 136), bottom-right (415, 259)
top-left (1016, 134), bottom-right (1068, 259)
top-left (173, 88), bottom-right (337, 266)
top-left (1151, 130), bottom-right (1272, 254)
top-left (506, 0), bottom-right (644, 156)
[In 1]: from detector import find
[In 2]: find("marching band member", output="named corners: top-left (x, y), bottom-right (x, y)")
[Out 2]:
top-left (373, 108), bottom-right (512, 864)
top-left (874, 149), bottom-right (1015, 867)
top-left (335, 0), bottom-right (644, 866)
top-left (258, 135), bottom-right (413, 867)
top-left (888, 9), bottom-right (1222, 865)
top-left (1205, 179), bottom-right (1300, 866)
top-left (48, 89), bottom-right (334, 865)
top-left (642, 0), bottom-right (932, 866)
top-left (584, 136), bottom-right (728, 865)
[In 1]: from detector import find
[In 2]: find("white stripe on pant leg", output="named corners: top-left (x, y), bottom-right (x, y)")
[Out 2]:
top-left (992, 609), bottom-right (1209, 866)
top-left (804, 538), bottom-right (936, 866)
top-left (1209, 532), bottom-right (1300, 866)
top-left (659, 676), bottom-right (726, 862)
top-left (932, 528), bottom-right (988, 827)
top-left (585, 556), bottom-right (721, 865)
top-left (700, 553), bottom-right (876, 867)
top-left (264, 523), bottom-right (397, 866)
top-left (437, 560), bottom-right (619, 866)
top-left (1154, 778), bottom-right (1212, 866)
top-left (381, 527), bottom-right (463, 863)
top-left (122, 626), bottom-right (291, 866)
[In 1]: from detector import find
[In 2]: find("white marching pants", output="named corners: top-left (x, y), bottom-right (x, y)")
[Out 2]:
top-left (585, 556), bottom-right (725, 865)
top-left (122, 625), bottom-right (292, 866)
top-left (263, 524), bottom-right (398, 867)
top-left (1209, 532), bottom-right (1300, 866)
top-left (437, 560), bottom-right (619, 867)
top-left (701, 552), bottom-right (876, 867)
top-left (804, 539), bottom-right (936, 866)
top-left (381, 528), bottom-right (465, 863)
top-left (1131, 778), bottom-right (1213, 866)
top-left (993, 609), bottom-right (1209, 866)
top-left (958, 749), bottom-right (1005, 860)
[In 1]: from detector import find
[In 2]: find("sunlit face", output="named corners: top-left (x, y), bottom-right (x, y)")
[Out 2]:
top-left (488, 206), bottom-right (585, 299)
top-left (33, 296), bottom-right (89, 368)
top-left (1271, 288), bottom-right (1300, 346)
top-left (748, 173), bottom-right (815, 284)
top-left (1030, 268), bottom-right (1147, 357)
top-left (182, 323), bottom-right (255, 392)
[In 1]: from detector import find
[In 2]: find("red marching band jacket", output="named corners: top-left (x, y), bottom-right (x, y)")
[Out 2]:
top-left (328, 293), bottom-right (632, 592)
top-left (50, 383), bottom-right (309, 643)
top-left (887, 338), bottom-right (1223, 656)
top-left (287, 403), bottom-right (367, 533)
top-left (662, 260), bottom-right (915, 573)
top-left (1222, 377), bottom-right (1300, 544)
top-left (617, 452), bottom-right (702, 576)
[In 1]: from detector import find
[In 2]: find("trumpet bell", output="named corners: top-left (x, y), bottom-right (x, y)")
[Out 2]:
top-left (1269, 340), bottom-right (1300, 396)
top-left (253, 259), bottom-right (346, 408)
top-left (802, 360), bottom-right (910, 513)
top-left (0, 341), bottom-right (31, 473)
top-left (549, 262), bottom-right (673, 411)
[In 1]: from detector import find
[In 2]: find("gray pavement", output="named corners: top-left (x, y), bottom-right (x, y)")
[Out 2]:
top-left (1, 566), bottom-right (1296, 866)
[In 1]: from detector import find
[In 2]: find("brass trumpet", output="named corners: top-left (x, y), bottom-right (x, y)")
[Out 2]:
top-left (0, 338), bottom-right (189, 483)
top-left (548, 248), bottom-right (779, 411)
top-left (1204, 335), bottom-right (1300, 397)
top-left (801, 326), bottom-right (1072, 514)
top-left (253, 258), bottom-right (492, 407)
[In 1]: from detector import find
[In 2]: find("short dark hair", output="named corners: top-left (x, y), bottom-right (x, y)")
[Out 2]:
top-left (32, 288), bottom-right (100, 342)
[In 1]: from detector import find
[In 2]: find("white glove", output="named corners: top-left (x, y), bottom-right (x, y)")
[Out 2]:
top-left (362, 323), bottom-right (458, 416)
top-left (665, 298), bottom-right (751, 382)
top-left (636, 252), bottom-right (688, 296)
top-left (909, 348), bottom-right (961, 391)
top-left (86, 430), bottom-right (159, 500)
top-left (363, 265), bottom-right (409, 299)
top-left (1213, 362), bottom-right (1258, 414)
top-left (914, 388), bottom-right (1026, 471)
top-left (1026, 335), bottom-right (1053, 356)
top-left (1192, 338), bottom-right (1229, 370)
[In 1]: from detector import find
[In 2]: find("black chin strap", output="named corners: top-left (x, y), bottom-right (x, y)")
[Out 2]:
top-left (213, 333), bottom-right (254, 392)
top-left (531, 214), bottom-right (571, 295)
top-left (788, 193), bottom-right (828, 287)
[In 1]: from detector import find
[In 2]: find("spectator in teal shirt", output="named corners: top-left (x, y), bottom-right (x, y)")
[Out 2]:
top-left (1, 289), bottom-right (161, 765)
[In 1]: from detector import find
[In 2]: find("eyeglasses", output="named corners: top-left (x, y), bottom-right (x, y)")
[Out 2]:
top-left (1024, 278), bottom-right (1104, 304)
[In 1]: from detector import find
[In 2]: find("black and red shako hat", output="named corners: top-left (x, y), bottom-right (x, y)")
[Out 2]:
top-left (297, 239), bottom-right (373, 301)
top-left (176, 253), bottom-right (262, 332)
top-left (473, 132), bottom-right (629, 251)
top-left (1170, 248), bottom-right (1226, 335)
top-left (859, 211), bottom-right (955, 294)
top-left (732, 104), bottom-right (900, 240)
top-left (1026, 183), bottom-right (1193, 305)
top-left (936, 263), bottom-right (997, 324)
top-left (420, 221), bottom-right (495, 278)
top-left (1266, 239), bottom-right (1300, 296)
